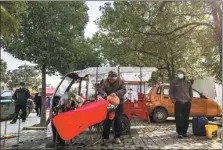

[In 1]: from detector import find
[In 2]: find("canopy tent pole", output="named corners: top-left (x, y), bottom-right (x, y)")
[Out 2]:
top-left (78, 78), bottom-right (82, 96)
top-left (95, 67), bottom-right (99, 99)
top-left (118, 66), bottom-right (120, 76)
top-left (140, 67), bottom-right (142, 93)
top-left (85, 76), bottom-right (89, 100)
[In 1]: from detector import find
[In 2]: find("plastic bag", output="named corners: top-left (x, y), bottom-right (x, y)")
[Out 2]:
top-left (47, 122), bottom-right (53, 137)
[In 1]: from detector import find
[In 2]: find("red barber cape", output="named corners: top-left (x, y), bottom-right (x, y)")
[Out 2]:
top-left (52, 99), bottom-right (108, 140)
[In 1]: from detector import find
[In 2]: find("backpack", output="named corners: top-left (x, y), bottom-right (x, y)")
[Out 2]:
top-left (192, 117), bottom-right (208, 136)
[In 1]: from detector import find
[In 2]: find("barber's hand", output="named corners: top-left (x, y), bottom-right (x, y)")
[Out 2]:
top-left (110, 93), bottom-right (116, 96)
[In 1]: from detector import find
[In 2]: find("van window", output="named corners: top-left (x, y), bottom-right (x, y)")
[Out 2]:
top-left (1, 91), bottom-right (12, 97)
top-left (193, 90), bottom-right (200, 98)
top-left (163, 87), bottom-right (169, 95)
top-left (156, 86), bottom-right (161, 95)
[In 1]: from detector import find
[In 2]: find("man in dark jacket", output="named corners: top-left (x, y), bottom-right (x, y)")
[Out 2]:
top-left (34, 88), bottom-right (42, 117)
top-left (99, 71), bottom-right (126, 144)
top-left (169, 68), bottom-right (193, 138)
top-left (10, 82), bottom-right (30, 124)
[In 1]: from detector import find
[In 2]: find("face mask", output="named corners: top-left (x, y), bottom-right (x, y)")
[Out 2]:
top-left (177, 74), bottom-right (184, 79)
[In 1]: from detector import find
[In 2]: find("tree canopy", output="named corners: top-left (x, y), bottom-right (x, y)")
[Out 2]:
top-left (92, 1), bottom-right (222, 83)
top-left (1, 2), bottom-right (27, 44)
top-left (0, 59), bottom-right (7, 83)
top-left (7, 65), bottom-right (41, 91)
top-left (4, 1), bottom-right (100, 125)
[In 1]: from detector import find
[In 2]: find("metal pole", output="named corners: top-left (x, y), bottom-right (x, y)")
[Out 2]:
top-left (17, 116), bottom-right (21, 147)
top-left (3, 120), bottom-right (7, 147)
top-left (140, 67), bottom-right (142, 93)
top-left (95, 67), bottom-right (99, 99)
top-left (86, 76), bottom-right (89, 100)
top-left (54, 131), bottom-right (58, 150)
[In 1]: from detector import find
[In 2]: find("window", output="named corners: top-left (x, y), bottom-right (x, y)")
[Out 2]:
top-left (156, 87), bottom-right (161, 95)
top-left (193, 90), bottom-right (200, 98)
top-left (163, 87), bottom-right (169, 95)
top-left (55, 76), bottom-right (73, 97)
top-left (1, 91), bottom-right (12, 97)
top-left (0, 91), bottom-right (12, 100)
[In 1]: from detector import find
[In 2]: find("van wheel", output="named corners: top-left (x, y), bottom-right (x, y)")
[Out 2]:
top-left (152, 108), bottom-right (167, 123)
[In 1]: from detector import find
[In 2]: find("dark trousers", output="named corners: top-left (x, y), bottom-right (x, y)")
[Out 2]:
top-left (174, 102), bottom-right (191, 135)
top-left (51, 122), bottom-right (65, 145)
top-left (12, 104), bottom-right (26, 122)
top-left (103, 103), bottom-right (123, 139)
top-left (35, 104), bottom-right (42, 116)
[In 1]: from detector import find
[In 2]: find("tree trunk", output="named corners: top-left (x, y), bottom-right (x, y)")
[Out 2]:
top-left (40, 65), bottom-right (46, 126)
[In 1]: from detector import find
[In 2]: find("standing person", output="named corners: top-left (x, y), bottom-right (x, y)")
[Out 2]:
top-left (45, 96), bottom-right (51, 109)
top-left (169, 68), bottom-right (193, 138)
top-left (99, 71), bottom-right (126, 144)
top-left (34, 88), bottom-right (42, 117)
top-left (10, 82), bottom-right (30, 124)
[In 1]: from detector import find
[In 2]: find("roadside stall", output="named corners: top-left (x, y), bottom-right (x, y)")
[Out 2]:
top-left (72, 67), bottom-right (157, 134)
top-left (48, 67), bottom-right (157, 148)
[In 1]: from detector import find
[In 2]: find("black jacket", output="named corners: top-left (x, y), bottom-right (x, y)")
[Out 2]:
top-left (13, 88), bottom-right (30, 105)
top-left (169, 78), bottom-right (193, 104)
top-left (98, 78), bottom-right (126, 103)
top-left (34, 93), bottom-right (42, 105)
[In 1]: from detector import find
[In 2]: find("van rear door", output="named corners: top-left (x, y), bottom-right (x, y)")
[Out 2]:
top-left (190, 90), bottom-right (207, 116)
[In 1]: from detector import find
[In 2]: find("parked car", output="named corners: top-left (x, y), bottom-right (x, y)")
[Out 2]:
top-left (147, 84), bottom-right (222, 123)
top-left (0, 90), bottom-right (33, 120)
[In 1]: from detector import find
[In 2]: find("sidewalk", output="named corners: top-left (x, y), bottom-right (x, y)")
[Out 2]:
top-left (1, 119), bottom-right (222, 149)
top-left (1, 110), bottom-right (50, 136)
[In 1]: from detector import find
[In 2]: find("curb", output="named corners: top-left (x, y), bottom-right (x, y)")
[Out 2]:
top-left (23, 127), bottom-right (46, 130)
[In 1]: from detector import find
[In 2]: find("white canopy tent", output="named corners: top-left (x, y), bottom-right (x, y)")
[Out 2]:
top-left (74, 67), bottom-right (157, 84)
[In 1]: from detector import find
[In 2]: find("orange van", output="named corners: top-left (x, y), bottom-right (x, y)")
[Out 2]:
top-left (147, 84), bottom-right (222, 123)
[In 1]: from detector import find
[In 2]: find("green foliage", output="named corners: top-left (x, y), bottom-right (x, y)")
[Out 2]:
top-left (0, 59), bottom-right (7, 83)
top-left (7, 65), bottom-right (41, 91)
top-left (1, 2), bottom-right (27, 43)
top-left (5, 1), bottom-right (90, 75)
top-left (92, 1), bottom-right (221, 83)
top-left (4, 1), bottom-right (101, 125)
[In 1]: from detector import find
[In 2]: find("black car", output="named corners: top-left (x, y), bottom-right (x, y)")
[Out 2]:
top-left (0, 90), bottom-right (33, 120)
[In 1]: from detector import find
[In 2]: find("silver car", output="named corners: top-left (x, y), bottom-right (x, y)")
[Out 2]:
top-left (0, 90), bottom-right (33, 120)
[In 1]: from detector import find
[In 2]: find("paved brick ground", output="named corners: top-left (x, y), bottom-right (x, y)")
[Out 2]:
top-left (1, 119), bottom-right (222, 150)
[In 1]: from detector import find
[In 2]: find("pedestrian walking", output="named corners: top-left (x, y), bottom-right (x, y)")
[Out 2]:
top-left (98, 71), bottom-right (126, 144)
top-left (169, 68), bottom-right (193, 138)
top-left (10, 82), bottom-right (30, 124)
top-left (34, 88), bottom-right (42, 117)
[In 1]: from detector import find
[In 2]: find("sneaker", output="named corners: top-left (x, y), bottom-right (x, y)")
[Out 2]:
top-left (114, 138), bottom-right (122, 144)
top-left (102, 139), bottom-right (110, 145)
top-left (10, 121), bottom-right (16, 124)
top-left (178, 135), bottom-right (183, 138)
top-left (183, 134), bottom-right (188, 137)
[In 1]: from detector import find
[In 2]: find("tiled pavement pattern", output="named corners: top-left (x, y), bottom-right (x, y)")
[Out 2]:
top-left (1, 119), bottom-right (222, 150)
